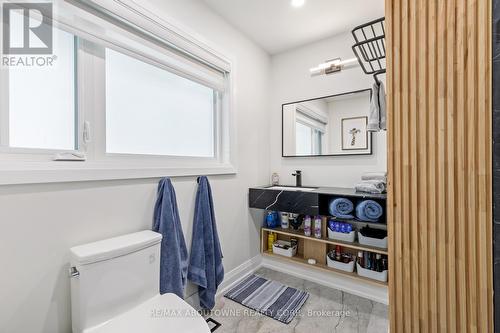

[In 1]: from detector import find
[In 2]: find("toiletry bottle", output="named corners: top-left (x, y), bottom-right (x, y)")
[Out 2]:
top-left (364, 252), bottom-right (370, 270)
top-left (357, 251), bottom-right (364, 268)
top-left (271, 172), bottom-right (280, 185)
top-left (304, 215), bottom-right (312, 236)
top-left (314, 216), bottom-right (322, 238)
top-left (335, 245), bottom-right (342, 261)
top-left (375, 254), bottom-right (382, 272)
top-left (268, 233), bottom-right (276, 252)
top-left (328, 219), bottom-right (335, 231)
top-left (381, 256), bottom-right (388, 271)
top-left (281, 212), bottom-right (289, 229)
top-left (265, 212), bottom-right (273, 228)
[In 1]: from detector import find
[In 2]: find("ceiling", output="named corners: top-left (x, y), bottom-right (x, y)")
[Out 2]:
top-left (202, 0), bottom-right (385, 54)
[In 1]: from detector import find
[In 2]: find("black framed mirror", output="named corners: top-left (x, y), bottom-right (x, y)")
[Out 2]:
top-left (282, 88), bottom-right (373, 157)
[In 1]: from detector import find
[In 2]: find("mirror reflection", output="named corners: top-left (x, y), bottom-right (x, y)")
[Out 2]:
top-left (282, 89), bottom-right (372, 157)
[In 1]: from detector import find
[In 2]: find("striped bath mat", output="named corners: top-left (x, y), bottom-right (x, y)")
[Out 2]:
top-left (224, 274), bottom-right (309, 324)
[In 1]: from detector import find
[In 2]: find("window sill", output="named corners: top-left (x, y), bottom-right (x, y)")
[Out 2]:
top-left (0, 162), bottom-right (237, 185)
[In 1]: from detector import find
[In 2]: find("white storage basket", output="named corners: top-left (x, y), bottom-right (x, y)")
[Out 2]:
top-left (326, 255), bottom-right (355, 272)
top-left (358, 232), bottom-right (388, 249)
top-left (356, 263), bottom-right (388, 282)
top-left (327, 229), bottom-right (356, 243)
top-left (272, 240), bottom-right (297, 257)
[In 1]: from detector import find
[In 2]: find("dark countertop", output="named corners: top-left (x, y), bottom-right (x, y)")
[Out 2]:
top-left (250, 185), bottom-right (387, 200)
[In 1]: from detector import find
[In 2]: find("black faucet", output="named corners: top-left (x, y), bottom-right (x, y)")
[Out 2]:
top-left (292, 170), bottom-right (302, 187)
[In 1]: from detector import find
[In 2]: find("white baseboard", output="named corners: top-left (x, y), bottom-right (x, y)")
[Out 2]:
top-left (185, 254), bottom-right (262, 310)
top-left (260, 255), bottom-right (388, 305)
top-left (216, 255), bottom-right (262, 297)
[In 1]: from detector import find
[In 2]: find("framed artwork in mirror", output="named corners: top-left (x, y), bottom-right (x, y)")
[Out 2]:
top-left (341, 116), bottom-right (368, 150)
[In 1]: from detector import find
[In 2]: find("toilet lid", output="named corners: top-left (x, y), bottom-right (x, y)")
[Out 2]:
top-left (84, 293), bottom-right (211, 333)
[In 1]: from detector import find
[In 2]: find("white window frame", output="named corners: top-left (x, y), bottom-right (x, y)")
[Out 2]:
top-left (0, 0), bottom-right (236, 185)
top-left (0, 23), bottom-right (84, 161)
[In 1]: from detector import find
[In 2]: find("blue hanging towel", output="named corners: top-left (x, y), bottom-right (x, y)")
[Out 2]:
top-left (356, 200), bottom-right (383, 222)
top-left (329, 198), bottom-right (355, 219)
top-left (152, 178), bottom-right (188, 298)
top-left (188, 176), bottom-right (224, 310)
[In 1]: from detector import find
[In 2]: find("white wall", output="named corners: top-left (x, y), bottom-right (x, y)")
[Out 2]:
top-left (270, 32), bottom-right (387, 187)
top-left (0, 1), bottom-right (270, 332)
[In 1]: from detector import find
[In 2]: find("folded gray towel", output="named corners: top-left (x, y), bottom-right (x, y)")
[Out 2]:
top-left (361, 172), bottom-right (387, 182)
top-left (355, 180), bottom-right (386, 194)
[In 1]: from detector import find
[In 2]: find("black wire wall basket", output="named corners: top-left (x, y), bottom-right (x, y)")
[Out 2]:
top-left (351, 17), bottom-right (386, 84)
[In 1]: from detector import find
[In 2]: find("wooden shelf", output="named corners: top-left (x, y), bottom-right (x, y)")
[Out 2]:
top-left (262, 252), bottom-right (388, 286)
top-left (262, 227), bottom-right (388, 255)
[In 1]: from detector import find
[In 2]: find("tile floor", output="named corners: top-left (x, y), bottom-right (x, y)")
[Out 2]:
top-left (207, 267), bottom-right (388, 333)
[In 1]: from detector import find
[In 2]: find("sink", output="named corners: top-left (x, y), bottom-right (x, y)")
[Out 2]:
top-left (265, 186), bottom-right (317, 192)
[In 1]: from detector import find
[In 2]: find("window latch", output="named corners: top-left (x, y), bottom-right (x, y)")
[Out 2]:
top-left (83, 121), bottom-right (91, 143)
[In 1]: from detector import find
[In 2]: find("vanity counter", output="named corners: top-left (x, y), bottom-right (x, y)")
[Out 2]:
top-left (250, 185), bottom-right (386, 199)
top-left (249, 185), bottom-right (386, 216)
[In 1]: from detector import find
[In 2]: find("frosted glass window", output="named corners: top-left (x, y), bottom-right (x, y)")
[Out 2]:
top-left (8, 25), bottom-right (77, 150)
top-left (105, 48), bottom-right (215, 157)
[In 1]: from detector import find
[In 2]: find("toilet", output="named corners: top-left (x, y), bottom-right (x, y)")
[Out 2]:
top-left (69, 230), bottom-right (210, 333)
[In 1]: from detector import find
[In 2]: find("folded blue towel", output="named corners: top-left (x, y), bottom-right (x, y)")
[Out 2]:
top-left (153, 178), bottom-right (188, 298)
top-left (329, 198), bottom-right (354, 219)
top-left (188, 176), bottom-right (224, 310)
top-left (356, 200), bottom-right (383, 222)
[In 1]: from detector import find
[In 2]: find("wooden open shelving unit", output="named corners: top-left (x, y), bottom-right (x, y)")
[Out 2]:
top-left (261, 217), bottom-right (388, 286)
top-left (262, 226), bottom-right (388, 255)
top-left (251, 186), bottom-right (388, 287)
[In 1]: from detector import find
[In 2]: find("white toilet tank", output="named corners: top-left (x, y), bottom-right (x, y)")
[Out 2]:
top-left (70, 230), bottom-right (162, 333)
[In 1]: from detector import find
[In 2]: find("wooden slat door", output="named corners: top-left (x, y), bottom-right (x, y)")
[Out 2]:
top-left (385, 0), bottom-right (493, 332)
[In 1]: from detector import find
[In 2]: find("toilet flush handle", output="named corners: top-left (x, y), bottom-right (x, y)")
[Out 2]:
top-left (69, 266), bottom-right (80, 278)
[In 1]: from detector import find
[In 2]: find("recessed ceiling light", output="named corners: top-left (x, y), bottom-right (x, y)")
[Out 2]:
top-left (291, 0), bottom-right (305, 8)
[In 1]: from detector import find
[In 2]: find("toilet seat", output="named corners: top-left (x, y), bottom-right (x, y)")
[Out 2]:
top-left (83, 293), bottom-right (210, 333)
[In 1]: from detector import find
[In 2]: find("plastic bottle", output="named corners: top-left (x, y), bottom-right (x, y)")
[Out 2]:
top-left (335, 245), bottom-right (342, 261)
top-left (267, 232), bottom-right (276, 252)
top-left (271, 172), bottom-right (280, 185)
top-left (357, 251), bottom-right (364, 268)
top-left (328, 219), bottom-right (335, 231)
top-left (280, 212), bottom-right (289, 229)
top-left (381, 257), bottom-right (388, 271)
top-left (375, 254), bottom-right (382, 272)
top-left (314, 216), bottom-right (322, 238)
top-left (304, 215), bottom-right (312, 236)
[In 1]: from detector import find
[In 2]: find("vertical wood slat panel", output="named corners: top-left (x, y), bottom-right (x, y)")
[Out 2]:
top-left (385, 0), bottom-right (493, 332)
